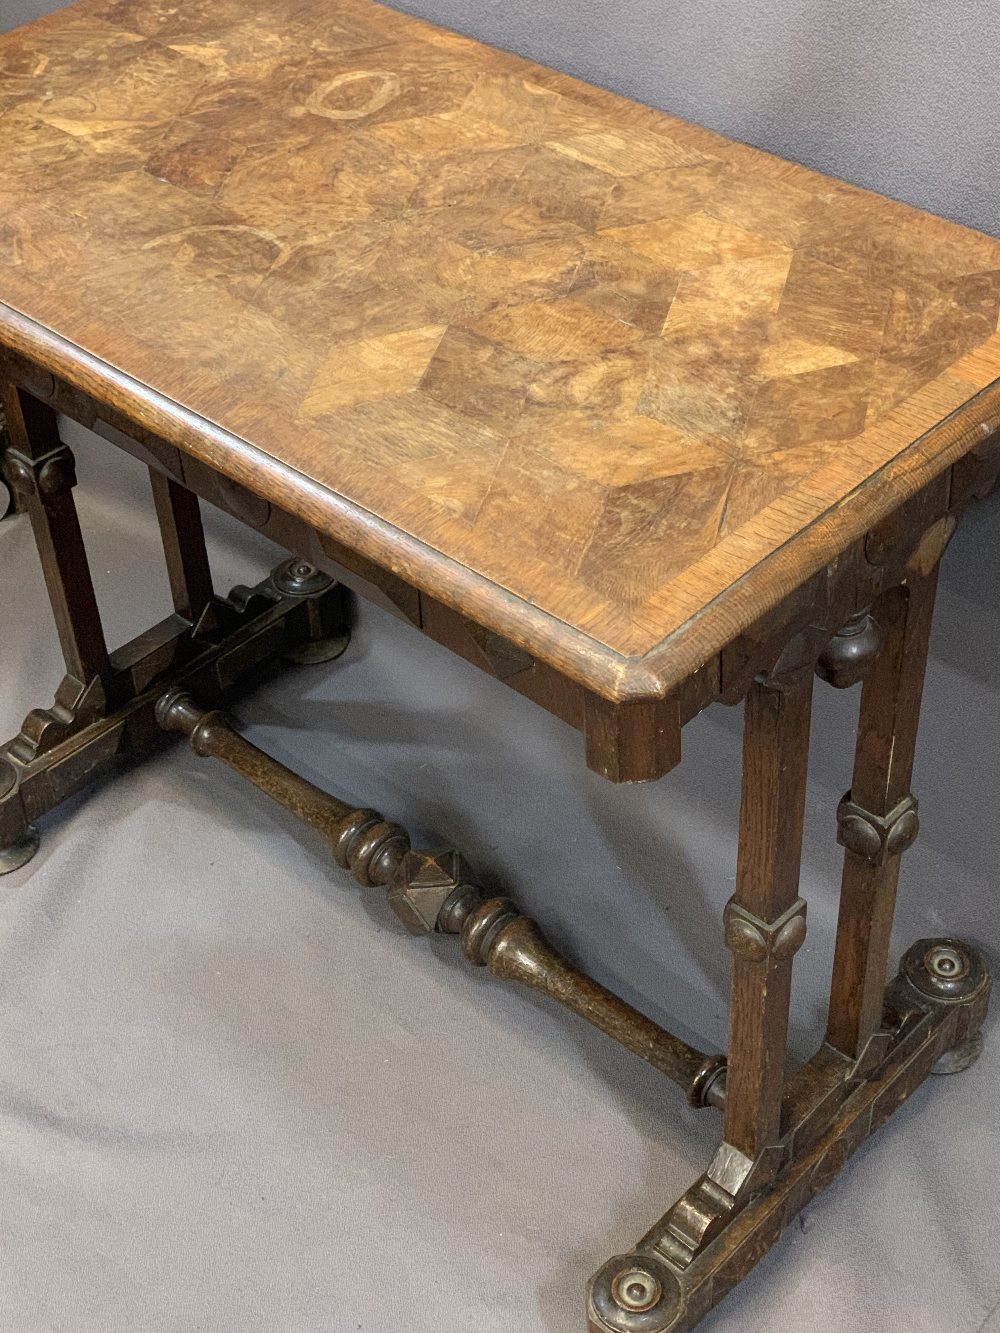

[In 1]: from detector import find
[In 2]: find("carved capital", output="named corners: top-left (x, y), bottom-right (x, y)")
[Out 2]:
top-left (4, 444), bottom-right (77, 506)
top-left (724, 897), bottom-right (807, 964)
top-left (837, 791), bottom-right (919, 866)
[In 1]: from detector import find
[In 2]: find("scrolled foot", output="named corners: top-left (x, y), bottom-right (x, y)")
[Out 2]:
top-left (0, 473), bottom-right (14, 520)
top-left (0, 824), bottom-right (39, 875)
top-left (588, 1254), bottom-right (684, 1333)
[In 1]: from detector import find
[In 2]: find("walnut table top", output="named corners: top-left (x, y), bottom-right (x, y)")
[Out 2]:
top-left (2, 0), bottom-right (1000, 701)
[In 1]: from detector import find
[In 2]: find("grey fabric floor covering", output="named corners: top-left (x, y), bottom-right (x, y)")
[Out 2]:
top-left (0, 422), bottom-right (998, 1332)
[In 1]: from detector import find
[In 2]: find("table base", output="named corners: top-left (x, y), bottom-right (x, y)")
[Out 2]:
top-left (0, 381), bottom-right (992, 1333)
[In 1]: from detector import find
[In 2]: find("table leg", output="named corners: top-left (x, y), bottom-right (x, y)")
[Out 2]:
top-left (2, 384), bottom-right (109, 684)
top-left (0, 383), bottom-right (348, 873)
top-left (826, 573), bottom-right (939, 1063)
top-left (723, 675), bottom-right (812, 1159)
top-left (150, 470), bottom-right (216, 626)
top-left (150, 591), bottom-right (987, 1333)
top-left (587, 586), bottom-right (990, 1332)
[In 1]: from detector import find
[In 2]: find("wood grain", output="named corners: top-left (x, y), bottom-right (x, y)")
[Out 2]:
top-left (2, 0), bottom-right (1000, 701)
top-left (0, 384), bottom-right (109, 683)
top-left (826, 574), bottom-right (939, 1058)
top-left (724, 676), bottom-right (812, 1158)
top-left (149, 469), bottom-right (215, 623)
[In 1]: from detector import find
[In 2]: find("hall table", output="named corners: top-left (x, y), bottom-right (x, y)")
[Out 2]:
top-left (2, 0), bottom-right (999, 1328)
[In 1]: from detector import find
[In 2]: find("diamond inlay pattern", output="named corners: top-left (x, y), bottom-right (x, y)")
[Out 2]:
top-left (2, 0), bottom-right (1000, 676)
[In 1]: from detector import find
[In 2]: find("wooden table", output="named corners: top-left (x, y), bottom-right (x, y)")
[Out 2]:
top-left (1, 1), bottom-right (998, 1328)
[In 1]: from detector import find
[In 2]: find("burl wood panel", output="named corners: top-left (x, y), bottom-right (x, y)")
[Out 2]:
top-left (2, 0), bottom-right (1000, 700)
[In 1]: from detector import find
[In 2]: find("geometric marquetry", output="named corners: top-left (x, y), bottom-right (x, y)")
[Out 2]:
top-left (2, 0), bottom-right (1000, 698)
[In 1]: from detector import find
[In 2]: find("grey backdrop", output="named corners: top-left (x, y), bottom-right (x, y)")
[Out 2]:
top-left (1, 2), bottom-right (999, 1332)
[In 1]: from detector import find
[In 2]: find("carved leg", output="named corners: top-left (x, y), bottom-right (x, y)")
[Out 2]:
top-left (586, 591), bottom-right (991, 1332)
top-left (588, 933), bottom-right (989, 1333)
top-left (1, 384), bottom-right (109, 868)
top-left (2, 384), bottom-right (109, 684)
top-left (0, 383), bottom-right (348, 872)
top-left (724, 675), bottom-right (812, 1158)
top-left (585, 673), bottom-right (815, 1325)
top-left (827, 573), bottom-right (938, 1064)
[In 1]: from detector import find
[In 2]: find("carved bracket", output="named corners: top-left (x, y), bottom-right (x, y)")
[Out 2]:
top-left (4, 442), bottom-right (77, 507)
top-left (723, 897), bottom-right (807, 963)
top-left (837, 791), bottom-right (919, 866)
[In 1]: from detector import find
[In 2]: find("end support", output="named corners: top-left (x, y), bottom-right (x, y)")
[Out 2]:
top-left (587, 936), bottom-right (990, 1333)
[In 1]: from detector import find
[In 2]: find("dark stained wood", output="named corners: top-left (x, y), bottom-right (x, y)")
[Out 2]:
top-left (584, 693), bottom-right (682, 783)
top-left (0, 401), bottom-right (21, 518)
top-left (3, 347), bottom-right (992, 781)
top-left (418, 594), bottom-right (586, 729)
top-left (592, 937), bottom-right (990, 1332)
top-left (158, 691), bottom-right (728, 1100)
top-left (826, 572), bottom-right (939, 1058)
top-left (0, 558), bottom-right (348, 868)
top-left (724, 675), bottom-right (813, 1158)
top-left (0, 384), bottom-right (108, 683)
top-left (0, 7), bottom-right (998, 1330)
top-left (149, 469), bottom-right (215, 623)
top-left (2, 0), bottom-right (1000, 702)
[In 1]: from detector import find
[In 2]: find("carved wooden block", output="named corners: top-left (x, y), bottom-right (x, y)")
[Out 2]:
top-left (837, 792), bottom-right (920, 866)
top-left (723, 898), bottom-right (808, 963)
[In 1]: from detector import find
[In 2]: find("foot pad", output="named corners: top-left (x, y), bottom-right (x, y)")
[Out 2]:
top-left (932, 1030), bottom-right (983, 1075)
top-left (283, 630), bottom-right (351, 665)
top-left (0, 825), bottom-right (39, 875)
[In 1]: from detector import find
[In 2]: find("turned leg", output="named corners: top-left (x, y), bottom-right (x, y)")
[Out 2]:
top-left (826, 574), bottom-right (937, 1062)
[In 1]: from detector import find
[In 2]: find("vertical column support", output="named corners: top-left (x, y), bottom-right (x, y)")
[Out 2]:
top-left (0, 382), bottom-right (108, 684)
top-left (1, 400), bottom-right (22, 518)
top-left (826, 572), bottom-right (939, 1060)
top-left (150, 470), bottom-right (215, 624)
top-left (723, 674), bottom-right (813, 1159)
